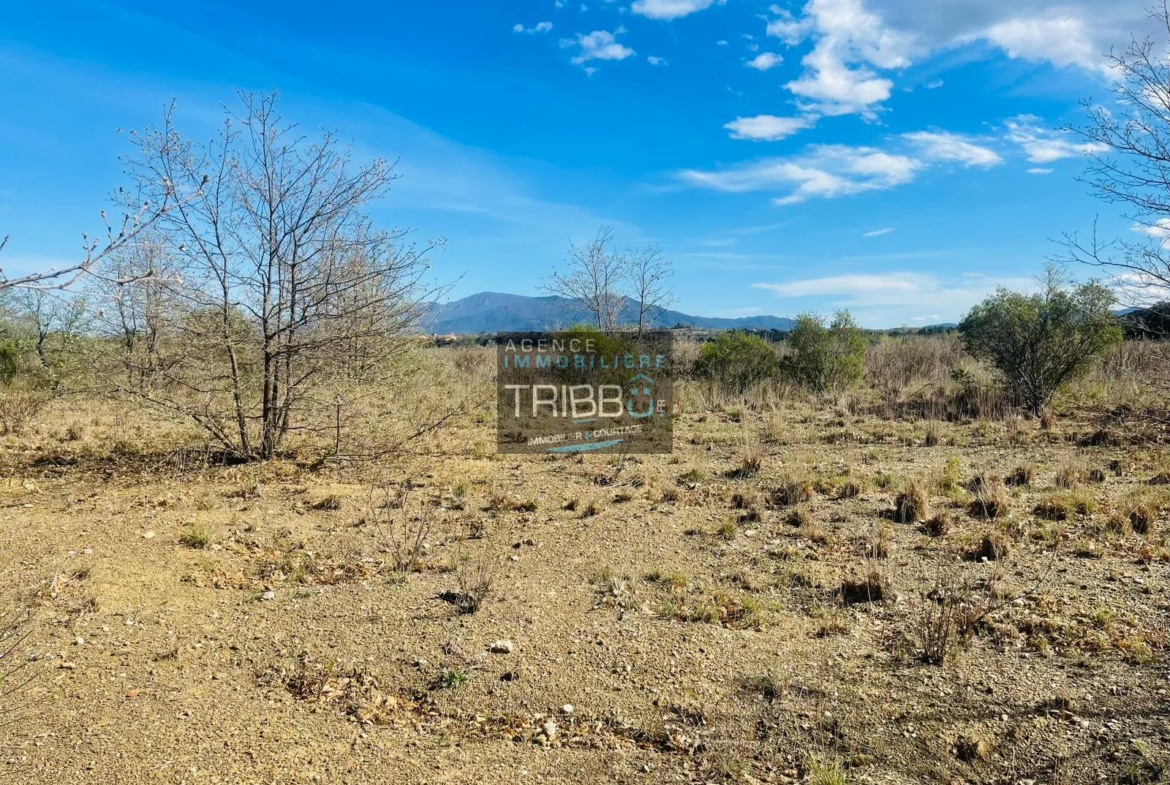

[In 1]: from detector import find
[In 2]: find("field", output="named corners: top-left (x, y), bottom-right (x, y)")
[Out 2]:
top-left (0, 340), bottom-right (1168, 784)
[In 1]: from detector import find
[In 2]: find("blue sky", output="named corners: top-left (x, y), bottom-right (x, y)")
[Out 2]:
top-left (0, 0), bottom-right (1155, 326)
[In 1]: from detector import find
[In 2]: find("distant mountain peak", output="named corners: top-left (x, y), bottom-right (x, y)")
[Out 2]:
top-left (421, 292), bottom-right (795, 333)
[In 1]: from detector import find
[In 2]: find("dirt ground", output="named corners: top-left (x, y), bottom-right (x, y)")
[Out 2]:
top-left (0, 389), bottom-right (1167, 784)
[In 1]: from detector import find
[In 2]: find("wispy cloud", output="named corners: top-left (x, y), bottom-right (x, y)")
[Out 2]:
top-left (631, 0), bottom-right (720, 20)
top-left (561, 29), bottom-right (635, 66)
top-left (513, 21), bottom-right (553, 34)
top-left (750, 271), bottom-right (1037, 312)
top-left (723, 114), bottom-right (815, 141)
top-left (1004, 115), bottom-right (1108, 163)
top-left (903, 130), bottom-right (1002, 167)
top-left (863, 227), bottom-right (894, 237)
top-left (745, 52), bottom-right (783, 71)
top-left (680, 144), bottom-right (921, 204)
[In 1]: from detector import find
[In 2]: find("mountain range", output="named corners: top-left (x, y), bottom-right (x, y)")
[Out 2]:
top-left (422, 292), bottom-right (795, 334)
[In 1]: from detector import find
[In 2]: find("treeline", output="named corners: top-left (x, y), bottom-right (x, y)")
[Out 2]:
top-left (691, 271), bottom-right (1134, 415)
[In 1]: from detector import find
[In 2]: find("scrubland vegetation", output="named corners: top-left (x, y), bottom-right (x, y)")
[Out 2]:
top-left (2, 23), bottom-right (1170, 780)
top-left (0, 278), bottom-right (1167, 782)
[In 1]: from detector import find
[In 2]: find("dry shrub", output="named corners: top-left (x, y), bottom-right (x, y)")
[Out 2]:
top-left (837, 481), bottom-right (861, 499)
top-left (367, 478), bottom-right (437, 572)
top-left (838, 568), bottom-right (887, 605)
top-left (1005, 466), bottom-right (1034, 487)
top-left (455, 557), bottom-right (494, 614)
top-left (0, 386), bottom-right (51, 436)
top-left (893, 481), bottom-right (928, 523)
top-left (923, 422), bottom-right (940, 447)
top-left (915, 575), bottom-right (983, 665)
top-left (770, 476), bottom-right (811, 508)
top-left (866, 523), bottom-right (893, 559)
top-left (1055, 463), bottom-right (1082, 490)
top-left (1122, 490), bottom-right (1164, 536)
top-left (968, 479), bottom-right (1009, 519)
top-left (727, 435), bottom-right (764, 479)
top-left (922, 514), bottom-right (951, 536)
top-left (973, 529), bottom-right (1011, 561)
top-left (864, 334), bottom-right (964, 402)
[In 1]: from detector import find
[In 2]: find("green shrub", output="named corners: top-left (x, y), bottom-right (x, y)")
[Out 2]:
top-left (694, 332), bottom-right (777, 392)
top-left (783, 311), bottom-right (866, 392)
top-left (958, 270), bottom-right (1121, 413)
top-left (0, 341), bottom-right (19, 385)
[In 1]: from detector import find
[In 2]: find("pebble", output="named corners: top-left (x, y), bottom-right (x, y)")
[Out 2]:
top-left (489, 640), bottom-right (514, 654)
top-left (542, 721), bottom-right (557, 740)
top-left (261, 591), bottom-right (276, 601)
top-left (142, 531), bottom-right (156, 540)
top-left (561, 704), bottom-right (574, 715)
top-left (73, 637), bottom-right (84, 646)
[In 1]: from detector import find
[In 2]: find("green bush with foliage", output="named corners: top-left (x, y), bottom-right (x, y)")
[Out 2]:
top-left (958, 272), bottom-right (1122, 413)
top-left (783, 311), bottom-right (866, 392)
top-left (0, 341), bottom-right (18, 385)
top-left (694, 331), bottom-right (777, 392)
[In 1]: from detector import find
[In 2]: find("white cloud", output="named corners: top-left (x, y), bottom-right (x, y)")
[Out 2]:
top-left (752, 0), bottom-right (1153, 127)
top-left (1004, 114), bottom-right (1108, 163)
top-left (724, 114), bottom-right (815, 141)
top-left (746, 52), bottom-right (784, 70)
top-left (1133, 218), bottom-right (1170, 249)
top-left (647, 55), bottom-right (669, 66)
top-left (925, 78), bottom-right (944, 89)
top-left (680, 144), bottom-right (921, 204)
top-left (563, 29), bottom-right (636, 65)
top-left (631, 0), bottom-right (719, 20)
top-left (776, 0), bottom-right (914, 118)
top-left (903, 130), bottom-right (1002, 167)
top-left (863, 227), bottom-right (894, 237)
top-left (514, 21), bottom-right (554, 34)
top-left (766, 5), bottom-right (814, 44)
top-left (751, 271), bottom-right (1036, 309)
top-left (982, 14), bottom-right (1100, 71)
top-left (1027, 167), bottom-right (1053, 174)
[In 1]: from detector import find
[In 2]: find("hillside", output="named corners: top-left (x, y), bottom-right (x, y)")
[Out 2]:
top-left (421, 291), bottom-right (795, 333)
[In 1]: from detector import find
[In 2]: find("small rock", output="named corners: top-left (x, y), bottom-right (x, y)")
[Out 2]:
top-left (489, 640), bottom-right (514, 654)
top-left (82, 548), bottom-right (93, 555)
top-left (58, 662), bottom-right (76, 670)
top-left (542, 721), bottom-right (557, 740)
top-left (562, 704), bottom-right (574, 715)
top-left (73, 637), bottom-right (84, 646)
top-left (261, 591), bottom-right (276, 601)
top-left (142, 531), bottom-right (156, 540)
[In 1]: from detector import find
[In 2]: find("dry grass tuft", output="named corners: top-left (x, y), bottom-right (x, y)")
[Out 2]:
top-left (922, 514), bottom-right (951, 537)
top-left (770, 476), bottom-right (812, 508)
top-left (968, 480), bottom-right (1009, 519)
top-left (893, 481), bottom-right (928, 523)
top-left (973, 529), bottom-right (1011, 561)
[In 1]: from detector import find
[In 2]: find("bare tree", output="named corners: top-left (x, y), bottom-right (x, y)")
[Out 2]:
top-left (1062, 3), bottom-right (1170, 306)
top-left (0, 192), bottom-right (190, 292)
top-left (626, 243), bottom-right (674, 336)
top-left (86, 233), bottom-right (176, 387)
top-left (542, 226), bottom-right (628, 331)
top-left (6, 288), bottom-right (87, 373)
top-left (111, 91), bottom-right (440, 460)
